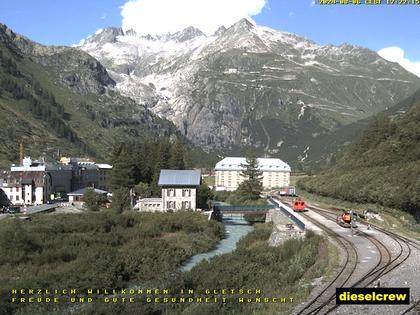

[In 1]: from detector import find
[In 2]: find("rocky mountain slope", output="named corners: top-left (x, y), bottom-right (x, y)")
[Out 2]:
top-left (0, 23), bottom-right (178, 168)
top-left (80, 19), bottom-right (420, 162)
top-left (297, 88), bottom-right (420, 170)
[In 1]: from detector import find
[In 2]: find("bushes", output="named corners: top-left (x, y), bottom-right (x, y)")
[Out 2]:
top-left (0, 212), bottom-right (224, 314)
top-left (298, 160), bottom-right (420, 215)
top-left (83, 189), bottom-right (107, 211)
top-left (175, 225), bottom-right (325, 315)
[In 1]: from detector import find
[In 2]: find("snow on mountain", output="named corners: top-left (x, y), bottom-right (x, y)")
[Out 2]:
top-left (79, 18), bottom-right (420, 156)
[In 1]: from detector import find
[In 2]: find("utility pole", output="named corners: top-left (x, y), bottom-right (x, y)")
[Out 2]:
top-left (19, 141), bottom-right (24, 166)
top-left (130, 188), bottom-right (134, 209)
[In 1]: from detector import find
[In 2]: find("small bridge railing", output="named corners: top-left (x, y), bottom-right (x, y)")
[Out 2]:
top-left (213, 204), bottom-right (275, 213)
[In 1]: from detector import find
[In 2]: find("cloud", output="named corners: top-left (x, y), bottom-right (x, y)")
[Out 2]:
top-left (378, 46), bottom-right (420, 78)
top-left (310, 0), bottom-right (316, 6)
top-left (120, 0), bottom-right (266, 36)
top-left (101, 13), bottom-right (107, 20)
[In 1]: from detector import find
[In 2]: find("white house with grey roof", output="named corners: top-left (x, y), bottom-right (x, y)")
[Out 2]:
top-left (215, 157), bottom-right (291, 191)
top-left (136, 169), bottom-right (201, 212)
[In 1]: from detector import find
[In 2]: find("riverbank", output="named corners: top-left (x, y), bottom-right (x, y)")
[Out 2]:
top-left (171, 225), bottom-right (329, 315)
top-left (181, 216), bottom-right (254, 272)
top-left (75, 216), bottom-right (329, 315)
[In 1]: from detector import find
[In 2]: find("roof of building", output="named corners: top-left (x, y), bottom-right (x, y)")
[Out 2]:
top-left (68, 187), bottom-right (108, 196)
top-left (158, 169), bottom-right (201, 186)
top-left (46, 164), bottom-right (73, 171)
top-left (138, 198), bottom-right (163, 202)
top-left (96, 164), bottom-right (113, 169)
top-left (215, 157), bottom-right (291, 172)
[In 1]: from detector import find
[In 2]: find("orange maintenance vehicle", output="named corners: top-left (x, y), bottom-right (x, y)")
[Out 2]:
top-left (337, 210), bottom-right (357, 228)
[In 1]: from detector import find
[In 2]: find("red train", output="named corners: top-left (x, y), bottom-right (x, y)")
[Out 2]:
top-left (292, 199), bottom-right (306, 212)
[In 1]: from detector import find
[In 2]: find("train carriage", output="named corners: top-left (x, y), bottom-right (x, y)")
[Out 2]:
top-left (292, 199), bottom-right (306, 212)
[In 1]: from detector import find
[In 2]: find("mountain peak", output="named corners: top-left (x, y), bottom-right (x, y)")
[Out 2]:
top-left (125, 29), bottom-right (137, 36)
top-left (169, 26), bottom-right (205, 42)
top-left (214, 26), bottom-right (226, 37)
top-left (230, 18), bottom-right (255, 32)
top-left (86, 27), bottom-right (123, 45)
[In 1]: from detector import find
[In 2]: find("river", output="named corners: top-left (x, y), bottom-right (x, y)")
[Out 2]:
top-left (180, 216), bottom-right (255, 272)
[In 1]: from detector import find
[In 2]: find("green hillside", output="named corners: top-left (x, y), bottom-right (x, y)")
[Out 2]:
top-left (299, 88), bottom-right (420, 170)
top-left (298, 89), bottom-right (420, 217)
top-left (0, 24), bottom-right (178, 168)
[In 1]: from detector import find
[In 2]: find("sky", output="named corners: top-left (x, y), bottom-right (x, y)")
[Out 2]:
top-left (0, 0), bottom-right (419, 76)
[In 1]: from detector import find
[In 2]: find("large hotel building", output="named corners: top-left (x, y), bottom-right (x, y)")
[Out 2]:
top-left (215, 157), bottom-right (291, 191)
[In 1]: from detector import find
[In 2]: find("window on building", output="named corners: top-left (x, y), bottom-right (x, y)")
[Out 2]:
top-left (182, 189), bottom-right (191, 197)
top-left (167, 189), bottom-right (176, 197)
top-left (181, 201), bottom-right (191, 209)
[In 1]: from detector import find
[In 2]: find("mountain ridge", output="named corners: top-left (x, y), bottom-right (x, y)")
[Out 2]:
top-left (0, 23), bottom-right (180, 168)
top-left (80, 19), bottom-right (420, 163)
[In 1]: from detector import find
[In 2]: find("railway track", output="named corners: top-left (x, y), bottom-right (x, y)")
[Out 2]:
top-left (295, 211), bottom-right (359, 315)
top-left (295, 208), bottom-right (399, 314)
top-left (303, 203), bottom-right (418, 315)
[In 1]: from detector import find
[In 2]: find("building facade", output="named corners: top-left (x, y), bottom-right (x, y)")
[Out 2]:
top-left (135, 198), bottom-right (163, 212)
top-left (215, 157), bottom-right (291, 191)
top-left (68, 187), bottom-right (108, 207)
top-left (1, 170), bottom-right (52, 205)
top-left (136, 169), bottom-right (201, 212)
top-left (0, 157), bottom-right (113, 206)
top-left (59, 158), bottom-right (112, 192)
top-left (161, 186), bottom-right (197, 211)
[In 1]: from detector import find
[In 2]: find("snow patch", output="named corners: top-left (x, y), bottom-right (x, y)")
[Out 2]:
top-left (300, 146), bottom-right (310, 162)
top-left (298, 101), bottom-right (307, 120)
top-left (262, 65), bottom-right (284, 71)
top-left (225, 68), bottom-right (238, 74)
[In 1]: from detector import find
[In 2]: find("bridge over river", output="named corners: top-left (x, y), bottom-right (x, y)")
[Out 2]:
top-left (209, 201), bottom-right (276, 221)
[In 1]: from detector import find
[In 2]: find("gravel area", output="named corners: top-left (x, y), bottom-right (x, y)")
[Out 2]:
top-left (333, 228), bottom-right (420, 315)
top-left (287, 207), bottom-right (420, 315)
top-left (266, 209), bottom-right (305, 247)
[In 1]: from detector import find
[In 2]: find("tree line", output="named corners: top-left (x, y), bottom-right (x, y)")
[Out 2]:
top-left (108, 137), bottom-right (192, 192)
top-left (102, 137), bottom-right (216, 212)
